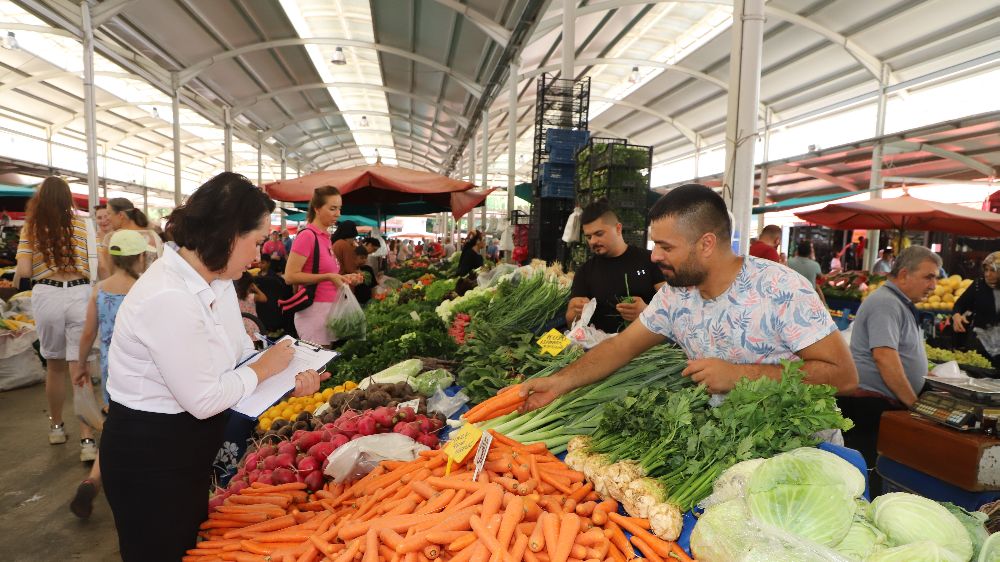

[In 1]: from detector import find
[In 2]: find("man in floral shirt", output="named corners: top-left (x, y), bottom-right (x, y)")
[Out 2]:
top-left (518, 184), bottom-right (858, 410)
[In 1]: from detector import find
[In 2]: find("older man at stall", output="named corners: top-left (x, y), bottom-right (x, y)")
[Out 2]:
top-left (840, 245), bottom-right (942, 494)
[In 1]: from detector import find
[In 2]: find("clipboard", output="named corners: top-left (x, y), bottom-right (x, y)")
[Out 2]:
top-left (233, 336), bottom-right (339, 417)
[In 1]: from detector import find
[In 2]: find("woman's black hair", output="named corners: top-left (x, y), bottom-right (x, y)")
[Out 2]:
top-left (463, 231), bottom-right (483, 252)
top-left (109, 197), bottom-right (150, 228)
top-left (166, 172), bottom-right (275, 272)
top-left (235, 271), bottom-right (255, 300)
top-left (331, 220), bottom-right (359, 242)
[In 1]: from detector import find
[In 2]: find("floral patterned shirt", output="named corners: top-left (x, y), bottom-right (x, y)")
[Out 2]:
top-left (639, 256), bottom-right (836, 364)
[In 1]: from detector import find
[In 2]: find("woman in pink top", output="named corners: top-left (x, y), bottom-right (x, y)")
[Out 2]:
top-left (283, 186), bottom-right (360, 345)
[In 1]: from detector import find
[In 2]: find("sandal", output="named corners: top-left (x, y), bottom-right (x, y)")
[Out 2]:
top-left (70, 479), bottom-right (98, 519)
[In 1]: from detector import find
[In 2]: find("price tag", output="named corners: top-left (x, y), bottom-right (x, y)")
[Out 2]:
top-left (537, 328), bottom-right (571, 356)
top-left (472, 431), bottom-right (493, 482)
top-left (442, 422), bottom-right (483, 469)
top-left (398, 398), bottom-right (421, 412)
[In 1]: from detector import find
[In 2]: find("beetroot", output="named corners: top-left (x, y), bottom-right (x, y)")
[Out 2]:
top-left (271, 467), bottom-right (296, 485)
top-left (294, 431), bottom-right (323, 452)
top-left (308, 441), bottom-right (338, 462)
top-left (262, 455), bottom-right (281, 471)
top-left (297, 455), bottom-right (320, 473)
top-left (277, 441), bottom-right (297, 457)
top-left (357, 416), bottom-right (377, 436)
top-left (304, 470), bottom-right (325, 492)
top-left (417, 433), bottom-right (440, 448)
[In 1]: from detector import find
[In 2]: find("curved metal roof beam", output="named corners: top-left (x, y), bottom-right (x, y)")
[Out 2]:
top-left (427, 0), bottom-right (512, 47)
top-left (0, 69), bottom-right (135, 95)
top-left (522, 56), bottom-right (726, 90)
top-left (106, 121), bottom-right (211, 151)
top-left (316, 154), bottom-right (438, 174)
top-left (769, 164), bottom-right (859, 191)
top-left (51, 100), bottom-right (174, 136)
top-left (886, 140), bottom-right (995, 176)
top-left (265, 110), bottom-right (461, 146)
top-left (292, 131), bottom-right (450, 158)
top-left (177, 38), bottom-right (484, 98)
top-left (232, 82), bottom-right (470, 128)
top-left (0, 22), bottom-right (74, 38)
top-left (535, 1), bottom-right (891, 84)
top-left (309, 145), bottom-right (440, 170)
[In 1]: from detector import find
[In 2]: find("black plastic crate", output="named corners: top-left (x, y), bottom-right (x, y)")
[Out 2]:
top-left (576, 138), bottom-right (652, 171)
top-left (511, 210), bottom-right (530, 226)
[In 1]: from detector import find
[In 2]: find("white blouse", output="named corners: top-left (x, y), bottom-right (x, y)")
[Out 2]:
top-left (107, 245), bottom-right (258, 419)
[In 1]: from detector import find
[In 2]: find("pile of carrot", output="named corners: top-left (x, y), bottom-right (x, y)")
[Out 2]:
top-left (186, 430), bottom-right (694, 562)
top-left (462, 386), bottom-right (525, 423)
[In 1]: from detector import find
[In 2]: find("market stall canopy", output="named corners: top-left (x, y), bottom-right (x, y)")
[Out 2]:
top-left (794, 194), bottom-right (1000, 237)
top-left (0, 184), bottom-right (107, 219)
top-left (281, 208), bottom-right (382, 228)
top-left (388, 232), bottom-right (436, 240)
top-left (264, 165), bottom-right (491, 218)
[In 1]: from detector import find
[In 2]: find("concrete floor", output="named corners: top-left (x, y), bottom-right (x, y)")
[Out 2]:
top-left (0, 382), bottom-right (121, 561)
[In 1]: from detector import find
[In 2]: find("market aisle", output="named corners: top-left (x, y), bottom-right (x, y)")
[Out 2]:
top-left (0, 382), bottom-right (120, 561)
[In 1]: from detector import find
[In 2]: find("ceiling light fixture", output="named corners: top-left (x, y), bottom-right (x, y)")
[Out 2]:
top-left (151, 107), bottom-right (159, 118)
top-left (3, 31), bottom-right (18, 50)
top-left (359, 115), bottom-right (369, 128)
top-left (629, 66), bottom-right (640, 84)
top-left (330, 46), bottom-right (347, 65)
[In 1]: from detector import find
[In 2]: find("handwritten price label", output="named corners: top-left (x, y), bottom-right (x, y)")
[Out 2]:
top-left (443, 422), bottom-right (484, 468)
top-left (537, 328), bottom-right (571, 356)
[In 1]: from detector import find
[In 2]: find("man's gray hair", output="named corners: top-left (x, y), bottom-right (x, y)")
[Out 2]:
top-left (889, 245), bottom-right (942, 277)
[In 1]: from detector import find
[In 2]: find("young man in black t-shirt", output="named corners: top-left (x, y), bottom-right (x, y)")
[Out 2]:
top-left (568, 199), bottom-right (664, 333)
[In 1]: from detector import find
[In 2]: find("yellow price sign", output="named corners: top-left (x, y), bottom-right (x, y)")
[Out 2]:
top-left (442, 422), bottom-right (484, 467)
top-left (537, 328), bottom-right (570, 356)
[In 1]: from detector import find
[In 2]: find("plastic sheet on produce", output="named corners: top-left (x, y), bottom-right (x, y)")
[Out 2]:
top-left (323, 433), bottom-right (429, 483)
top-left (0, 347), bottom-right (44, 391)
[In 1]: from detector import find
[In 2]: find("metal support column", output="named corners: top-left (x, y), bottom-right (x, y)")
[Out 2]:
top-left (756, 108), bottom-right (772, 234)
top-left (480, 109), bottom-right (489, 233)
top-left (468, 134), bottom-right (476, 232)
top-left (561, 0), bottom-right (575, 80)
top-left (864, 63), bottom-right (891, 271)
top-left (142, 157), bottom-right (148, 216)
top-left (280, 148), bottom-right (287, 231)
top-left (81, 1), bottom-right (99, 210)
top-left (507, 62), bottom-right (518, 262)
top-left (256, 130), bottom-right (263, 186)
top-left (171, 74), bottom-right (182, 207)
top-left (223, 105), bottom-right (233, 173)
top-left (693, 137), bottom-right (701, 181)
top-left (721, 0), bottom-right (765, 255)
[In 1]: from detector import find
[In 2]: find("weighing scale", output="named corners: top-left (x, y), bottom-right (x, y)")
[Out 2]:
top-left (914, 377), bottom-right (1000, 432)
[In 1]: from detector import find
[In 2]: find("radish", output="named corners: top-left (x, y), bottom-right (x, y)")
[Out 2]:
top-left (357, 416), bottom-right (377, 436)
top-left (320, 428), bottom-right (339, 442)
top-left (247, 470), bottom-right (259, 484)
top-left (416, 416), bottom-right (433, 434)
top-left (255, 445), bottom-right (276, 459)
top-left (271, 467), bottom-right (296, 485)
top-left (308, 441), bottom-right (337, 462)
top-left (393, 421), bottom-right (420, 440)
top-left (329, 434), bottom-right (350, 450)
top-left (291, 430), bottom-right (307, 443)
top-left (396, 407), bottom-right (416, 423)
top-left (277, 441), bottom-right (297, 457)
top-left (262, 455), bottom-right (281, 471)
top-left (257, 470), bottom-right (274, 485)
top-left (294, 431), bottom-right (323, 453)
top-left (274, 452), bottom-right (296, 469)
top-left (351, 434), bottom-right (365, 441)
top-left (304, 470), bottom-right (325, 492)
top-left (208, 495), bottom-right (225, 511)
top-left (371, 407), bottom-right (395, 428)
top-left (417, 433), bottom-right (440, 448)
top-left (229, 480), bottom-right (248, 494)
top-left (323, 422), bottom-right (337, 430)
top-left (242, 452), bottom-right (259, 469)
top-left (336, 419), bottom-right (358, 437)
top-left (297, 455), bottom-right (320, 474)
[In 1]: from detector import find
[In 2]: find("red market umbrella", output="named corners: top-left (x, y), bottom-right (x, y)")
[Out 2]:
top-left (794, 194), bottom-right (1000, 238)
top-left (264, 165), bottom-right (491, 219)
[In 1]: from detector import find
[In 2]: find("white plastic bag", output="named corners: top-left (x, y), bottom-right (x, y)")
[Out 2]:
top-left (562, 207), bottom-right (583, 244)
top-left (0, 347), bottom-right (44, 391)
top-left (326, 288), bottom-right (366, 341)
top-left (500, 224), bottom-right (515, 252)
top-left (565, 298), bottom-right (614, 348)
top-left (931, 361), bottom-right (966, 379)
top-left (323, 433), bottom-right (429, 483)
top-left (427, 388), bottom-right (469, 418)
top-left (975, 326), bottom-right (1000, 358)
top-left (74, 383), bottom-right (104, 431)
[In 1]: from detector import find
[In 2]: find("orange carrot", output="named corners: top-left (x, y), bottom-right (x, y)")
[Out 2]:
top-left (424, 544), bottom-right (441, 560)
top-left (538, 472), bottom-right (573, 495)
top-left (529, 516), bottom-right (546, 552)
top-left (481, 484), bottom-right (505, 522)
top-left (470, 515), bottom-right (514, 562)
top-left (568, 483), bottom-right (593, 503)
top-left (361, 528), bottom-right (379, 562)
top-left (223, 514), bottom-right (296, 539)
top-left (447, 532), bottom-right (478, 552)
top-left (541, 512), bottom-right (559, 560)
top-left (551, 514), bottom-right (582, 562)
top-left (426, 531), bottom-right (469, 545)
top-left (628, 536), bottom-right (663, 562)
top-left (603, 524), bottom-right (634, 561)
top-left (417, 489), bottom-right (457, 515)
top-left (426, 477), bottom-right (487, 493)
top-left (511, 531), bottom-right (530, 562)
top-left (575, 502), bottom-right (596, 517)
top-left (606, 514), bottom-right (651, 540)
top-left (496, 495), bottom-right (525, 557)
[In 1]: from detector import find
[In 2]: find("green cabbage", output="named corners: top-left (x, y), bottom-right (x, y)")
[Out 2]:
top-left (412, 369), bottom-right (453, 396)
top-left (867, 541), bottom-right (967, 562)
top-left (833, 512), bottom-right (886, 560)
top-left (980, 532), bottom-right (1000, 562)
top-left (745, 448), bottom-right (863, 547)
top-left (870, 493), bottom-right (973, 561)
top-left (942, 502), bottom-right (990, 559)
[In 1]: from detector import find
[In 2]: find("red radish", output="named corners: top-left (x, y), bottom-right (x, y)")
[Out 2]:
top-left (416, 416), bottom-right (433, 434)
top-left (304, 470), bottom-right (325, 491)
top-left (417, 433), bottom-right (440, 448)
top-left (229, 480), bottom-right (248, 494)
top-left (297, 455), bottom-right (320, 473)
top-left (393, 421), bottom-right (420, 440)
top-left (396, 407), bottom-right (416, 423)
top-left (371, 407), bottom-right (395, 428)
top-left (357, 416), bottom-right (377, 436)
top-left (243, 452), bottom-right (259, 469)
top-left (329, 434), bottom-right (349, 449)
top-left (208, 496), bottom-right (225, 510)
top-left (323, 422), bottom-right (337, 430)
top-left (292, 430), bottom-right (307, 443)
top-left (308, 441), bottom-right (337, 462)
top-left (247, 470), bottom-right (259, 484)
top-left (295, 471), bottom-right (307, 483)
top-left (351, 434), bottom-right (365, 441)
top-left (275, 452), bottom-right (296, 469)
top-left (257, 470), bottom-right (274, 485)
top-left (294, 431), bottom-right (323, 452)
top-left (262, 455), bottom-right (281, 471)
top-left (256, 445), bottom-right (276, 459)
top-left (320, 428), bottom-right (339, 441)
top-left (277, 441), bottom-right (297, 457)
top-left (271, 467), bottom-right (296, 485)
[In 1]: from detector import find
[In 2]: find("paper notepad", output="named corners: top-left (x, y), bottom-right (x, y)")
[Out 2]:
top-left (233, 337), bottom-right (339, 417)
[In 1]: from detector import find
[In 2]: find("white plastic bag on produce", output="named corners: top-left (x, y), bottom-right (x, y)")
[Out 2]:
top-left (323, 433), bottom-right (429, 483)
top-left (73, 383), bottom-right (104, 431)
top-left (326, 287), bottom-right (366, 341)
top-left (427, 388), bottom-right (469, 418)
top-left (565, 298), bottom-right (614, 348)
top-left (0, 347), bottom-right (44, 391)
top-left (931, 360), bottom-right (966, 379)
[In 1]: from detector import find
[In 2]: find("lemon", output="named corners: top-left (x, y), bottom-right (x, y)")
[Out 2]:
top-left (333, 385), bottom-right (344, 393)
top-left (961, 279), bottom-right (973, 288)
top-left (949, 275), bottom-right (962, 285)
top-left (345, 381), bottom-right (358, 390)
top-left (928, 295), bottom-right (941, 304)
top-left (281, 407), bottom-right (295, 419)
top-left (322, 388), bottom-right (334, 398)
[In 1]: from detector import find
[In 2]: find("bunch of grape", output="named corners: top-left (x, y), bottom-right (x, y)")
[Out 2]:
top-left (925, 343), bottom-right (993, 368)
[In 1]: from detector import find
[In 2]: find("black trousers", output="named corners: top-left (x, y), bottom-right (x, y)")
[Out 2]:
top-left (101, 401), bottom-right (228, 561)
top-left (836, 395), bottom-right (906, 497)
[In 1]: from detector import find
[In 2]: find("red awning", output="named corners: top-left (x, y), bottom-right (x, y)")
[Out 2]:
top-left (795, 194), bottom-right (1000, 237)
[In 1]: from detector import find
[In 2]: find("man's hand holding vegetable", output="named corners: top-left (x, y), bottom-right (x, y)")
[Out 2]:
top-left (614, 296), bottom-right (646, 323)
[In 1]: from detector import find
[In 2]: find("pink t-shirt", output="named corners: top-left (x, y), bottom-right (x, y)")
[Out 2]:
top-left (290, 225), bottom-right (339, 302)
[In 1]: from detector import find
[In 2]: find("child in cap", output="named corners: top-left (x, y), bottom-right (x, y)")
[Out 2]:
top-left (70, 230), bottom-right (154, 518)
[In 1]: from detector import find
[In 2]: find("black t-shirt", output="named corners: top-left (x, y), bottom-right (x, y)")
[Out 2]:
top-left (571, 245), bottom-right (664, 333)
top-left (456, 247), bottom-right (485, 277)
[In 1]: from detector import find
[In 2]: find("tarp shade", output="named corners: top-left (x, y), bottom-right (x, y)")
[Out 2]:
top-left (795, 194), bottom-right (1000, 237)
top-left (753, 188), bottom-right (879, 214)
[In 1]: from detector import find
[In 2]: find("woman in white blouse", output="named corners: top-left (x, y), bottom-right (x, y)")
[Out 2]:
top-left (100, 172), bottom-right (327, 561)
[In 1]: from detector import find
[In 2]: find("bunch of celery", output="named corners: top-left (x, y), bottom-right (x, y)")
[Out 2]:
top-left (479, 344), bottom-right (690, 454)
